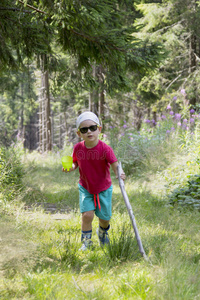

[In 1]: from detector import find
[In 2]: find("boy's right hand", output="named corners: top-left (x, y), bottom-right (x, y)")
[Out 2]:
top-left (62, 162), bottom-right (78, 173)
top-left (62, 167), bottom-right (73, 173)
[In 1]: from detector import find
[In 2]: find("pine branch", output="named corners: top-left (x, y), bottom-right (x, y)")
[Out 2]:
top-left (69, 28), bottom-right (126, 53)
top-left (17, 0), bottom-right (46, 14)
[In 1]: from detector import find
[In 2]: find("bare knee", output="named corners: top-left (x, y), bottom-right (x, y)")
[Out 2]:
top-left (99, 218), bottom-right (110, 229)
top-left (82, 211), bottom-right (94, 224)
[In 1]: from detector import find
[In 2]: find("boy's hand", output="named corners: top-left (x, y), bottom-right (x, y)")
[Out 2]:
top-left (62, 162), bottom-right (78, 173)
top-left (115, 172), bottom-right (126, 181)
top-left (62, 167), bottom-right (73, 173)
top-left (111, 161), bottom-right (126, 181)
top-left (119, 172), bottom-right (126, 181)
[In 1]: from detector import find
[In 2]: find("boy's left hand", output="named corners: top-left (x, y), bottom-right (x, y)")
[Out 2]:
top-left (119, 172), bottom-right (126, 181)
top-left (111, 161), bottom-right (126, 181)
top-left (116, 172), bottom-right (126, 181)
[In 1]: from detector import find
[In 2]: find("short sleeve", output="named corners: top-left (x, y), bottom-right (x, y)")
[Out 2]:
top-left (104, 144), bottom-right (118, 164)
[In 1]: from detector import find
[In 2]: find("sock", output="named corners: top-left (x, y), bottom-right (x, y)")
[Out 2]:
top-left (99, 224), bottom-right (110, 232)
top-left (81, 230), bottom-right (92, 242)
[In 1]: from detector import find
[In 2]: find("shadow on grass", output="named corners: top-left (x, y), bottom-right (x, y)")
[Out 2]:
top-left (20, 186), bottom-right (79, 213)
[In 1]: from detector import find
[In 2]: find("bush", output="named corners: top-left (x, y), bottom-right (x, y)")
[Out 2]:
top-left (0, 146), bottom-right (24, 194)
top-left (109, 109), bottom-right (200, 175)
top-left (110, 123), bottom-right (179, 175)
top-left (168, 174), bottom-right (200, 211)
top-left (164, 126), bottom-right (200, 210)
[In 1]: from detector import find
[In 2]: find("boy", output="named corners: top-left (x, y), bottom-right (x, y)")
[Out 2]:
top-left (62, 111), bottom-right (125, 250)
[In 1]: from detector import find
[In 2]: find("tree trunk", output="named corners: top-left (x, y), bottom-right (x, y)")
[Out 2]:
top-left (89, 91), bottom-right (93, 111)
top-left (39, 87), bottom-right (43, 152)
top-left (189, 33), bottom-right (197, 107)
top-left (40, 54), bottom-right (52, 152)
top-left (98, 65), bottom-right (105, 128)
top-left (189, 33), bottom-right (196, 74)
top-left (189, 0), bottom-right (197, 108)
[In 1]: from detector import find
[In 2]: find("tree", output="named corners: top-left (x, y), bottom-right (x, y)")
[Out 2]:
top-left (0, 0), bottom-right (49, 72)
top-left (135, 0), bottom-right (200, 109)
top-left (0, 65), bottom-right (38, 146)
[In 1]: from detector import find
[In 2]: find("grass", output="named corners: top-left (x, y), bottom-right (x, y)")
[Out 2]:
top-left (0, 149), bottom-right (200, 299)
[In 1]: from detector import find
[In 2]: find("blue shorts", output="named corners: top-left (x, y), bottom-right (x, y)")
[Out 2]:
top-left (78, 184), bottom-right (113, 221)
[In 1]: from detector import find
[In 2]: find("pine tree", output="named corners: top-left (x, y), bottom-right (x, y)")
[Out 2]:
top-left (135, 0), bottom-right (200, 108)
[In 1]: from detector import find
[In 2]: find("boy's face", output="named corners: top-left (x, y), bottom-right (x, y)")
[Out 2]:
top-left (77, 120), bottom-right (102, 147)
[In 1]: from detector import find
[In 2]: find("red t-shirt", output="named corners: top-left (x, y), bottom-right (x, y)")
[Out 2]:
top-left (73, 140), bottom-right (117, 194)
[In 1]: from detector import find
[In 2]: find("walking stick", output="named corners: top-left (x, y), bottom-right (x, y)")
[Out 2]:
top-left (117, 162), bottom-right (148, 260)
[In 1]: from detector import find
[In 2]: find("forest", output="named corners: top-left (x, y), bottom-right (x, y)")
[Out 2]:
top-left (1, 0), bottom-right (200, 151)
top-left (0, 1), bottom-right (200, 299)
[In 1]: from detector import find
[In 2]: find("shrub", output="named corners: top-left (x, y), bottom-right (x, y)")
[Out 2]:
top-left (110, 122), bottom-right (179, 175)
top-left (109, 109), bottom-right (200, 175)
top-left (168, 174), bottom-right (200, 211)
top-left (0, 146), bottom-right (24, 194)
top-left (164, 126), bottom-right (200, 210)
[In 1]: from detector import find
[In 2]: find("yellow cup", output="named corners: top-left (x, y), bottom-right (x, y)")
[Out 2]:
top-left (62, 156), bottom-right (73, 171)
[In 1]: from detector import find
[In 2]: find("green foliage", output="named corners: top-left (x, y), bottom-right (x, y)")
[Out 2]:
top-left (134, 0), bottom-right (200, 105)
top-left (0, 146), bottom-right (24, 194)
top-left (0, 65), bottom-right (38, 146)
top-left (110, 115), bottom-right (178, 174)
top-left (160, 116), bottom-right (200, 209)
top-left (0, 0), bottom-right (50, 71)
top-left (168, 174), bottom-right (200, 210)
top-left (109, 103), bottom-right (200, 177)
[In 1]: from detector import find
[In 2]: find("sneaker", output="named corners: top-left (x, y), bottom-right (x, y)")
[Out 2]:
top-left (79, 239), bottom-right (93, 251)
top-left (96, 227), bottom-right (110, 246)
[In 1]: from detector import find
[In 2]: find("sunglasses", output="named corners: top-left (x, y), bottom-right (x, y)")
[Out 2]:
top-left (79, 125), bottom-right (99, 134)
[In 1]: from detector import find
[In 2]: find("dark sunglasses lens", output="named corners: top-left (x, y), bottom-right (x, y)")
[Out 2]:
top-left (90, 125), bottom-right (97, 131)
top-left (80, 127), bottom-right (88, 134)
top-left (79, 125), bottom-right (98, 134)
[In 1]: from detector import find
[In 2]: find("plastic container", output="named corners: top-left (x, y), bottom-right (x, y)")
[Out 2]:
top-left (62, 156), bottom-right (73, 171)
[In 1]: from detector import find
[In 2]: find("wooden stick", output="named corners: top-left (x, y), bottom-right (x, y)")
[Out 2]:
top-left (117, 162), bottom-right (148, 260)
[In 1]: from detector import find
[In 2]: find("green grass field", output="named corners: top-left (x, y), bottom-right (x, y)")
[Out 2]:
top-left (0, 148), bottom-right (200, 299)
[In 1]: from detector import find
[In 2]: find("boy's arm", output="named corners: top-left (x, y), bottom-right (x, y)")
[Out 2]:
top-left (111, 161), bottom-right (126, 180)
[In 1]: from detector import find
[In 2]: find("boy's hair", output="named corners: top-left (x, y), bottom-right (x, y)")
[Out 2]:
top-left (76, 111), bottom-right (100, 129)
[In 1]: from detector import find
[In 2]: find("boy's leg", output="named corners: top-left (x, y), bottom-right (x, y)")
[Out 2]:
top-left (95, 186), bottom-right (113, 246)
top-left (99, 219), bottom-right (110, 229)
top-left (80, 210), bottom-right (94, 251)
top-left (97, 218), bottom-right (110, 246)
top-left (82, 210), bottom-right (94, 231)
top-left (78, 184), bottom-right (96, 251)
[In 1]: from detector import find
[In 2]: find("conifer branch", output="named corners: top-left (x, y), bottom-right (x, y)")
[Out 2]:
top-left (69, 28), bottom-right (126, 53)
top-left (18, 0), bottom-right (46, 14)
